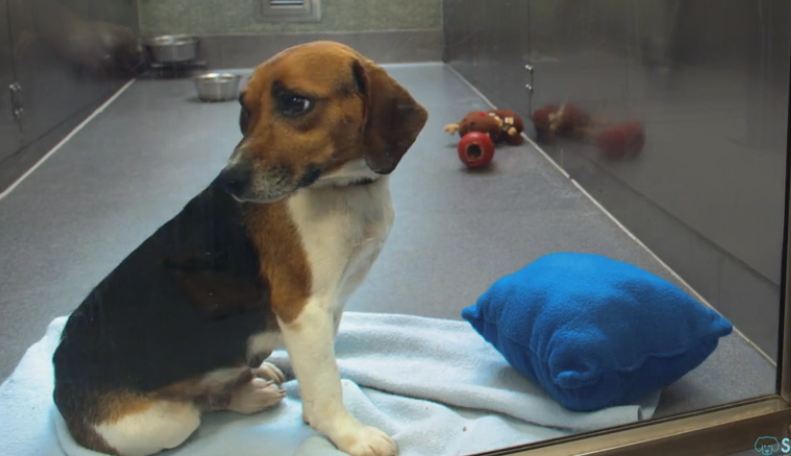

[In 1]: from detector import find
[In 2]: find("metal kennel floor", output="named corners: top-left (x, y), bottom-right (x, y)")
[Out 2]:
top-left (0, 63), bottom-right (775, 421)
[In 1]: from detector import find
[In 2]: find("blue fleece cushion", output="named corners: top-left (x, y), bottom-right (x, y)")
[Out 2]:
top-left (461, 252), bottom-right (732, 411)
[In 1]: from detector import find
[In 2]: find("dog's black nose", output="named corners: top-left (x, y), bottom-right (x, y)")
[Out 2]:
top-left (218, 164), bottom-right (251, 196)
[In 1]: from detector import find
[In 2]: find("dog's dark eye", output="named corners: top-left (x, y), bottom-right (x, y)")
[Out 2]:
top-left (277, 93), bottom-right (313, 117)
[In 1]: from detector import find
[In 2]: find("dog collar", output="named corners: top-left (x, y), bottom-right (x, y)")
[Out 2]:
top-left (349, 177), bottom-right (377, 187)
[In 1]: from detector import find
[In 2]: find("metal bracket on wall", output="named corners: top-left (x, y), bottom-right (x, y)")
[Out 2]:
top-left (260, 0), bottom-right (322, 22)
top-left (9, 82), bottom-right (23, 122)
top-left (524, 64), bottom-right (534, 115)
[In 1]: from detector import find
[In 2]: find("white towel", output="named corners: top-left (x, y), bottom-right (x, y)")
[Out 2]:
top-left (1, 313), bottom-right (659, 456)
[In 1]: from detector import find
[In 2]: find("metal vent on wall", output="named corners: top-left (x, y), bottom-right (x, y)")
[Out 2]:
top-left (261, 0), bottom-right (322, 22)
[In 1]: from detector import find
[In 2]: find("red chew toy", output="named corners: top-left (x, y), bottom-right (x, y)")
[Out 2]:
top-left (457, 132), bottom-right (495, 168)
top-left (596, 122), bottom-right (645, 158)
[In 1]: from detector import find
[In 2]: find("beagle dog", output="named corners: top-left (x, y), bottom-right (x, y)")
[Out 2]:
top-left (52, 41), bottom-right (427, 456)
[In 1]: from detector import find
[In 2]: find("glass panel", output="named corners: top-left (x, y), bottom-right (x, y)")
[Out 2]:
top-left (0, 0), bottom-right (22, 186)
top-left (447, 0), bottom-right (785, 421)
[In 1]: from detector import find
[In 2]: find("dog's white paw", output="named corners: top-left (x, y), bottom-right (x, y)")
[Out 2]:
top-left (253, 361), bottom-right (286, 384)
top-left (336, 426), bottom-right (397, 456)
top-left (227, 377), bottom-right (285, 414)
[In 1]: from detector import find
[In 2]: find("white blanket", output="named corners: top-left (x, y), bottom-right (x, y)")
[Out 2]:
top-left (1, 313), bottom-right (659, 456)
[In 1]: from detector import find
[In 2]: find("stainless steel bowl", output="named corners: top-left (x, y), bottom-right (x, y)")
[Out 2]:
top-left (145, 35), bottom-right (198, 63)
top-left (193, 73), bottom-right (242, 102)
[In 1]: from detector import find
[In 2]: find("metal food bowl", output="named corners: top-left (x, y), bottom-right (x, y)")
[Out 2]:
top-left (145, 35), bottom-right (198, 64)
top-left (193, 73), bottom-right (242, 102)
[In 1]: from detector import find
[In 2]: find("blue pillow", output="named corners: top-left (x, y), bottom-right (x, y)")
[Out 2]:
top-left (461, 252), bottom-right (732, 411)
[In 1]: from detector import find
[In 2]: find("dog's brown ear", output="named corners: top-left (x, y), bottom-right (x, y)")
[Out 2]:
top-left (353, 59), bottom-right (428, 174)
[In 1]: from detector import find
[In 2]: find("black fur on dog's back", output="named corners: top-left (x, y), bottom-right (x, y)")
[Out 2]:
top-left (52, 175), bottom-right (273, 422)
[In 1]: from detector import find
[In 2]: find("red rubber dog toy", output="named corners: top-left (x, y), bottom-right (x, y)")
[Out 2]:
top-left (457, 132), bottom-right (495, 169)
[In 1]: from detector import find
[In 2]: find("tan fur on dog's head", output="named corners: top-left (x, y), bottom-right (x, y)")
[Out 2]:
top-left (219, 41), bottom-right (428, 203)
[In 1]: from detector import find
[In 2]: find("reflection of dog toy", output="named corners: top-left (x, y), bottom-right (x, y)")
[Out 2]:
top-left (596, 122), bottom-right (645, 159)
top-left (457, 132), bottom-right (495, 169)
top-left (444, 109), bottom-right (525, 145)
top-left (531, 104), bottom-right (644, 158)
top-left (531, 103), bottom-right (591, 142)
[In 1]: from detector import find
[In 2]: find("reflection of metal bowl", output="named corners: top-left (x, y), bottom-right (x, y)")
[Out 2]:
top-left (193, 73), bottom-right (242, 102)
top-left (145, 35), bottom-right (198, 63)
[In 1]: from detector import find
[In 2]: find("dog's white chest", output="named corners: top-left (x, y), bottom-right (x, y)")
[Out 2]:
top-left (287, 177), bottom-right (394, 308)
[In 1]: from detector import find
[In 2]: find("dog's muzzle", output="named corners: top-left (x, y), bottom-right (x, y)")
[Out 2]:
top-left (218, 163), bottom-right (252, 197)
top-left (219, 161), bottom-right (306, 203)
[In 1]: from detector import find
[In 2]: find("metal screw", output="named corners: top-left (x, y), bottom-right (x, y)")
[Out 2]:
top-left (9, 82), bottom-right (23, 121)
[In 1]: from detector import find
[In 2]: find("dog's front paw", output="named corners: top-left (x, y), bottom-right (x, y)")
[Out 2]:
top-left (336, 426), bottom-right (397, 456)
top-left (254, 361), bottom-right (286, 384)
top-left (227, 378), bottom-right (285, 414)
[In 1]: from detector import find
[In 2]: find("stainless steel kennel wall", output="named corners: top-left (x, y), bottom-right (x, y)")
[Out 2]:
top-left (445, 0), bottom-right (791, 359)
top-left (0, 0), bottom-right (139, 192)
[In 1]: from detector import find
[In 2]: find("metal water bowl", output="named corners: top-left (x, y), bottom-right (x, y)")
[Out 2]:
top-left (193, 72), bottom-right (242, 102)
top-left (145, 35), bottom-right (198, 64)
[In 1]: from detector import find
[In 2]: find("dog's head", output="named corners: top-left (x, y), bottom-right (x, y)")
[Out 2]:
top-left (219, 41), bottom-right (428, 203)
